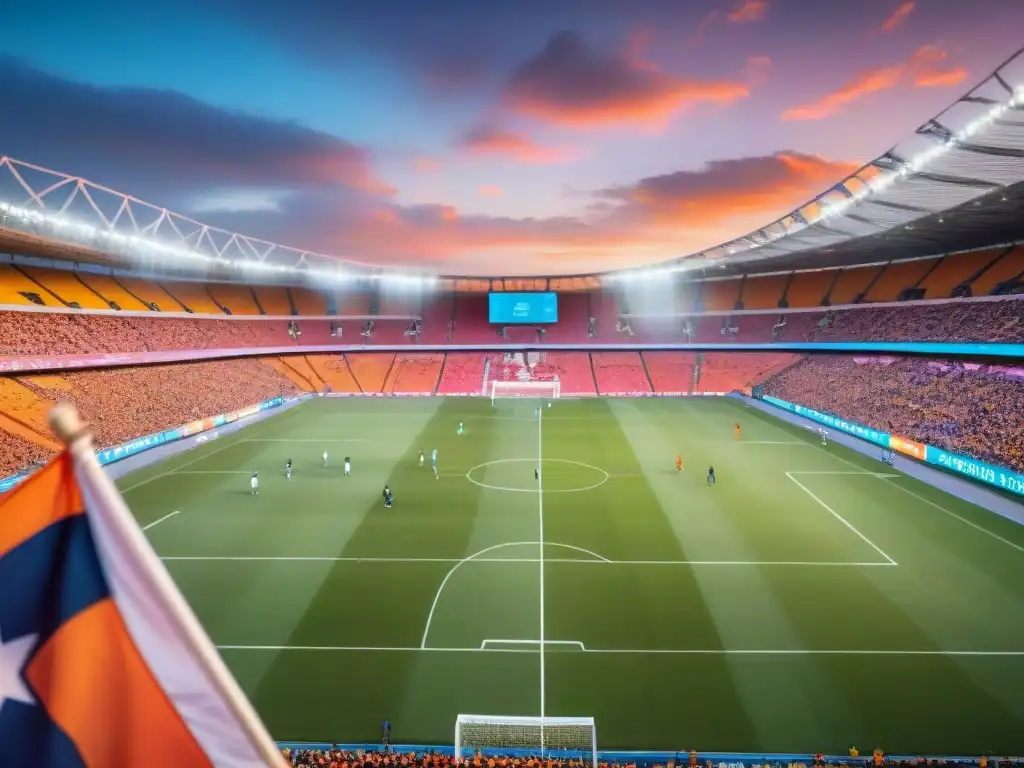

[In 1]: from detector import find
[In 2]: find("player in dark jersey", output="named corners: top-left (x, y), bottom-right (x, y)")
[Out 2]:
top-left (707, 465), bottom-right (716, 485)
top-left (383, 484), bottom-right (393, 508)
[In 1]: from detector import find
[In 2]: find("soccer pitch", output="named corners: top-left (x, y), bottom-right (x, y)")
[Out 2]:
top-left (116, 397), bottom-right (1024, 754)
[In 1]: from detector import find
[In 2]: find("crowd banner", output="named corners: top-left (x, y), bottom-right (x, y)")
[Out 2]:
top-left (0, 396), bottom-right (288, 493)
top-left (761, 395), bottom-right (1024, 498)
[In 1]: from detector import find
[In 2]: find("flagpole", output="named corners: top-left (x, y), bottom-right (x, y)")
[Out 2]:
top-left (49, 403), bottom-right (286, 767)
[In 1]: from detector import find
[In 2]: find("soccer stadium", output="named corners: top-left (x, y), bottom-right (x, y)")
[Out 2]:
top-left (1, 5), bottom-right (1024, 766)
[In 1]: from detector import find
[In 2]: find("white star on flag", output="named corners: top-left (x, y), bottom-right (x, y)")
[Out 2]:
top-left (0, 628), bottom-right (37, 711)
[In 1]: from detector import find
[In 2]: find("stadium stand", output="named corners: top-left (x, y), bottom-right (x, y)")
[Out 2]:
top-left (488, 351), bottom-right (595, 395)
top-left (160, 281), bottom-right (223, 314)
top-left (207, 283), bottom-right (262, 315)
top-left (740, 273), bottom-right (788, 309)
top-left (385, 353), bottom-right (444, 393)
top-left (697, 352), bottom-right (798, 393)
top-left (918, 249), bottom-right (1002, 299)
top-left (764, 355), bottom-right (1024, 472)
top-left (291, 287), bottom-right (328, 316)
top-left (641, 351), bottom-right (697, 394)
top-left (453, 295), bottom-right (496, 344)
top-left (541, 292), bottom-right (590, 343)
top-left (346, 352), bottom-right (395, 392)
top-left (436, 352), bottom-right (485, 395)
top-left (336, 289), bottom-right (372, 315)
top-left (785, 270), bottom-right (834, 308)
top-left (969, 245), bottom-right (1024, 296)
top-left (19, 266), bottom-right (109, 309)
top-left (253, 285), bottom-right (293, 316)
top-left (263, 356), bottom-right (317, 392)
top-left (827, 265), bottom-right (881, 304)
top-left (0, 264), bottom-right (53, 306)
top-left (76, 273), bottom-right (151, 310)
top-left (701, 279), bottom-right (741, 311)
top-left (307, 354), bottom-right (361, 393)
top-left (591, 352), bottom-right (652, 394)
top-left (278, 355), bottom-right (326, 391)
top-left (863, 259), bottom-right (940, 302)
top-left (115, 276), bottom-right (179, 311)
top-left (0, 416), bottom-right (53, 476)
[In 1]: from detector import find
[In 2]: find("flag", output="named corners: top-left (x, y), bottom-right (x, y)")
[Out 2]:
top-left (0, 423), bottom-right (282, 766)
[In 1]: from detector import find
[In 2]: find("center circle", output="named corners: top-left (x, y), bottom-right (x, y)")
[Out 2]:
top-left (465, 458), bottom-right (610, 493)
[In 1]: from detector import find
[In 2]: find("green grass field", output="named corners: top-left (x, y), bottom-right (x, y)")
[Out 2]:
top-left (115, 396), bottom-right (1024, 754)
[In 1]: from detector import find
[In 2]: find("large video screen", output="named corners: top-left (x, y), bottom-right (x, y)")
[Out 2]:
top-left (488, 292), bottom-right (559, 324)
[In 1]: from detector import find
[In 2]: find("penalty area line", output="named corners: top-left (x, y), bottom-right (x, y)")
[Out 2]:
top-left (143, 510), bottom-right (179, 531)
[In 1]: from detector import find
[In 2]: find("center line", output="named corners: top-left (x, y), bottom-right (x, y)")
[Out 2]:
top-left (537, 403), bottom-right (546, 720)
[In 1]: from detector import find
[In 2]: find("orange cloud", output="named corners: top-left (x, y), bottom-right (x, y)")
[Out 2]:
top-left (879, 1), bottom-right (915, 34)
top-left (459, 126), bottom-right (569, 164)
top-left (502, 31), bottom-right (749, 128)
top-left (478, 185), bottom-right (504, 197)
top-left (728, 1), bottom-right (767, 23)
top-left (743, 55), bottom-right (773, 86)
top-left (782, 45), bottom-right (966, 121)
top-left (597, 151), bottom-right (859, 227)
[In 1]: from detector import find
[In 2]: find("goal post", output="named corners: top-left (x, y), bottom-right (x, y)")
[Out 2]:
top-left (490, 380), bottom-right (561, 405)
top-left (454, 715), bottom-right (596, 768)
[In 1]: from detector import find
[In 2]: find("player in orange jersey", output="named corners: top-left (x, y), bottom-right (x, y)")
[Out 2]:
top-left (675, 455), bottom-right (683, 472)
top-left (734, 422), bottom-right (741, 440)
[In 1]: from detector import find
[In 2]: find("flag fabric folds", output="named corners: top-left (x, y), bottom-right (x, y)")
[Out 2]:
top-left (0, 449), bottom-right (282, 767)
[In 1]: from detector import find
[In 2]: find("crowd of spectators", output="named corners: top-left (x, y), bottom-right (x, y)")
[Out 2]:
top-left (0, 358), bottom-right (301, 475)
top-left (764, 355), bottom-right (1024, 472)
top-left (1, 297), bottom-right (1022, 359)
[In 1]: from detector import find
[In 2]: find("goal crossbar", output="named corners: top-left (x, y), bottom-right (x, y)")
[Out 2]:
top-left (455, 714), bottom-right (596, 768)
top-left (490, 380), bottom-right (561, 404)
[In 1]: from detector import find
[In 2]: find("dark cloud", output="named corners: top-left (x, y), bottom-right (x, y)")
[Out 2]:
top-left (501, 31), bottom-right (749, 128)
top-left (0, 56), bottom-right (391, 198)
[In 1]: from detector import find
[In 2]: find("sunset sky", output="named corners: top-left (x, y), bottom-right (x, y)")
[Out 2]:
top-left (1, 0), bottom-right (1022, 275)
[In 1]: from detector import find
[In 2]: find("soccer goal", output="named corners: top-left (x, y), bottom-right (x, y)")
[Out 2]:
top-left (454, 715), bottom-right (596, 768)
top-left (490, 380), bottom-right (561, 405)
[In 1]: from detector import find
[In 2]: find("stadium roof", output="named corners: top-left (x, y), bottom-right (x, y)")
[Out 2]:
top-left (1, 48), bottom-right (1023, 286)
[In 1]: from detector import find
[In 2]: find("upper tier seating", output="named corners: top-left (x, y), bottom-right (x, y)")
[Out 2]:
top-left (697, 352), bottom-right (798, 394)
top-left (764, 355), bottom-right (1024, 473)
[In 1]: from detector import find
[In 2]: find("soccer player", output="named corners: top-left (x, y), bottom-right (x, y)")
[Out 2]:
top-left (383, 484), bottom-right (393, 508)
top-left (419, 448), bottom-right (425, 468)
top-left (819, 428), bottom-right (829, 447)
top-left (431, 448), bottom-right (438, 479)
top-left (534, 468), bottom-right (539, 481)
top-left (734, 422), bottom-right (741, 441)
top-left (285, 459), bottom-right (292, 480)
top-left (457, 421), bottom-right (465, 436)
top-left (344, 456), bottom-right (351, 477)
top-left (675, 455), bottom-right (683, 473)
top-left (707, 465), bottom-right (716, 485)
top-left (323, 451), bottom-right (329, 468)
top-left (250, 470), bottom-right (259, 495)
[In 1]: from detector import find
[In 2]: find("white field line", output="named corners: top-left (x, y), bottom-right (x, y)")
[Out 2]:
top-left (790, 471), bottom-right (899, 476)
top-left (120, 404), bottom-right (306, 494)
top-left (142, 510), bottom-right (179, 531)
top-left (812, 443), bottom-right (1024, 555)
top-left (537, 404), bottom-right (546, 719)
top-left (215, 644), bottom-right (1024, 657)
top-left (481, 639), bottom-right (586, 650)
top-left (161, 555), bottom-right (895, 566)
top-left (785, 471), bottom-right (897, 565)
top-left (243, 438), bottom-right (369, 442)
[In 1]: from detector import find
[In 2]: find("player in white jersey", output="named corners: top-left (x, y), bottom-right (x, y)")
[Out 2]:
top-left (819, 428), bottom-right (829, 447)
top-left (285, 459), bottom-right (292, 479)
top-left (431, 448), bottom-right (438, 479)
top-left (419, 448), bottom-right (425, 468)
top-left (344, 456), bottom-right (351, 476)
top-left (250, 470), bottom-right (259, 495)
top-left (457, 422), bottom-right (464, 436)
top-left (323, 451), bottom-right (329, 468)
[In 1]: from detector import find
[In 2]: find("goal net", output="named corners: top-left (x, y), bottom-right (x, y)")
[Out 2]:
top-left (490, 380), bottom-right (561, 405)
top-left (454, 715), bottom-right (596, 768)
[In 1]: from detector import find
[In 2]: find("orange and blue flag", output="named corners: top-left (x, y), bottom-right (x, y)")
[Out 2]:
top-left (0, 452), bottom-right (281, 767)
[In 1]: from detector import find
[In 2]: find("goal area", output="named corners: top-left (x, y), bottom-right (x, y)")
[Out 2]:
top-left (490, 380), bottom-right (561, 405)
top-left (454, 715), bottom-right (596, 768)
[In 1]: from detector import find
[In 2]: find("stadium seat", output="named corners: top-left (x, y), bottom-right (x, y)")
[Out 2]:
top-left (160, 282), bottom-right (224, 314)
top-left (970, 246), bottom-right (1024, 295)
top-left (436, 352), bottom-right (485, 395)
top-left (862, 259), bottom-right (940, 302)
top-left (20, 267), bottom-right (109, 310)
top-left (591, 352), bottom-right (651, 394)
top-left (828, 265), bottom-right (882, 304)
top-left (207, 283), bottom-right (261, 315)
top-left (785, 271), bottom-right (834, 308)
top-left (290, 287), bottom-right (328, 316)
top-left (741, 274), bottom-right (788, 309)
top-left (252, 286), bottom-right (293, 316)
top-left (345, 352), bottom-right (395, 392)
top-left (452, 295), bottom-right (497, 343)
top-left (115, 277), bottom-right (178, 311)
top-left (917, 250), bottom-right (1002, 299)
top-left (278, 355), bottom-right (326, 390)
top-left (700, 279), bottom-right (742, 311)
top-left (488, 351), bottom-right (595, 395)
top-left (0, 265), bottom-right (53, 306)
top-left (307, 354), bottom-right (361, 392)
top-left (262, 357), bottom-right (316, 392)
top-left (641, 351), bottom-right (697, 394)
top-left (418, 294), bottom-right (455, 344)
top-left (697, 352), bottom-right (798, 393)
top-left (335, 290), bottom-right (372, 315)
top-left (76, 273), bottom-right (151, 310)
top-left (385, 353), bottom-right (444, 393)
